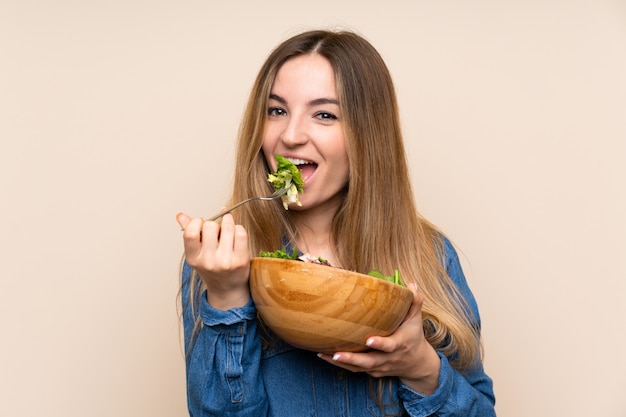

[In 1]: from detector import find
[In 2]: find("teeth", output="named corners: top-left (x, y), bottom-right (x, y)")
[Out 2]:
top-left (287, 158), bottom-right (311, 166)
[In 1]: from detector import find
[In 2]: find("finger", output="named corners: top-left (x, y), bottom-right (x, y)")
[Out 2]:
top-left (316, 353), bottom-right (362, 372)
top-left (213, 214), bottom-right (236, 255)
top-left (322, 351), bottom-right (383, 371)
top-left (196, 218), bottom-right (219, 254)
top-left (365, 286), bottom-right (423, 353)
top-left (364, 335), bottom-right (397, 353)
top-left (176, 212), bottom-right (192, 230)
top-left (232, 224), bottom-right (249, 263)
top-left (403, 283), bottom-right (423, 323)
top-left (181, 217), bottom-right (205, 258)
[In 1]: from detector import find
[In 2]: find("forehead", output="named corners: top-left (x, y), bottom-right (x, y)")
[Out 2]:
top-left (272, 54), bottom-right (337, 98)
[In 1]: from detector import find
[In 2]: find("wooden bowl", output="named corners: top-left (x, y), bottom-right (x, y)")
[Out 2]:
top-left (249, 257), bottom-right (413, 354)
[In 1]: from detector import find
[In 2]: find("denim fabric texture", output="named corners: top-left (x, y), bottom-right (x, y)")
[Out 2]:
top-left (181, 239), bottom-right (496, 416)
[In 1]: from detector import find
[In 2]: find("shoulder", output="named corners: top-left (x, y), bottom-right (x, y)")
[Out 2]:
top-left (439, 236), bottom-right (464, 284)
top-left (440, 236), bottom-right (482, 325)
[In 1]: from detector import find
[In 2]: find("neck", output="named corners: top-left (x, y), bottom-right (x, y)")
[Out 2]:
top-left (289, 197), bottom-right (342, 266)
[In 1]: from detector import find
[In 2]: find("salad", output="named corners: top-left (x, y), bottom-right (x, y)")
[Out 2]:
top-left (263, 155), bottom-right (404, 287)
top-left (259, 247), bottom-right (331, 266)
top-left (267, 154), bottom-right (305, 210)
top-left (258, 248), bottom-right (405, 287)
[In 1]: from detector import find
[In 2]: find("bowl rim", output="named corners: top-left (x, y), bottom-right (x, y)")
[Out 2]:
top-left (250, 256), bottom-right (412, 293)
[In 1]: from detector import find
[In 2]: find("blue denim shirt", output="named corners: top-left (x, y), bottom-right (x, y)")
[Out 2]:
top-left (181, 239), bottom-right (495, 416)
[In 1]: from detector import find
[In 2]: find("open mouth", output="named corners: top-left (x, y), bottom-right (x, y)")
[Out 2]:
top-left (287, 158), bottom-right (318, 182)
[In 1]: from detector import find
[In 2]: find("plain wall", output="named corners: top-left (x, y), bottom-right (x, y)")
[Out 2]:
top-left (1, 1), bottom-right (625, 416)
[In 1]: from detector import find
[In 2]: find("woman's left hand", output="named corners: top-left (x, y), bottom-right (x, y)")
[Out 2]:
top-left (317, 283), bottom-right (441, 395)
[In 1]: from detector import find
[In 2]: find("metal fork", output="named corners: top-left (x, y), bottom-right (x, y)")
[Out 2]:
top-left (206, 187), bottom-right (288, 222)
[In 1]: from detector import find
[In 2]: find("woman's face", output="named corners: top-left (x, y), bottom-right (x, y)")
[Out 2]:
top-left (262, 54), bottom-right (349, 212)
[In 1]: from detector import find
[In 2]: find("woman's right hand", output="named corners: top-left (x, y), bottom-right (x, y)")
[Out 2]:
top-left (176, 212), bottom-right (251, 310)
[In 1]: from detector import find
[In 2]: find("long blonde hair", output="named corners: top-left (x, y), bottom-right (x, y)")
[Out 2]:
top-left (184, 30), bottom-right (481, 370)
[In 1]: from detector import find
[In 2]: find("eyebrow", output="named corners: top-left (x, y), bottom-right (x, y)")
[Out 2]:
top-left (269, 93), bottom-right (339, 107)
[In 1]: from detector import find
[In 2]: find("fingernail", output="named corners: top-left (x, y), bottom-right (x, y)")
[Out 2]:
top-left (332, 354), bottom-right (341, 361)
top-left (366, 338), bottom-right (374, 347)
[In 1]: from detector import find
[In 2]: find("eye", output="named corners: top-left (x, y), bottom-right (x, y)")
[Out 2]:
top-left (268, 107), bottom-right (287, 117)
top-left (314, 111), bottom-right (338, 121)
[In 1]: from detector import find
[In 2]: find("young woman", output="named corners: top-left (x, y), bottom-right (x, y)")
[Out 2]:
top-left (176, 30), bottom-right (495, 416)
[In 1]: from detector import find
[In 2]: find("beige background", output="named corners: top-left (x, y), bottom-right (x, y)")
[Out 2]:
top-left (1, 1), bottom-right (625, 416)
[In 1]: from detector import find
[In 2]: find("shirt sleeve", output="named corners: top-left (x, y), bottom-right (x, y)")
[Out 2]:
top-left (398, 238), bottom-right (496, 416)
top-left (181, 262), bottom-right (269, 417)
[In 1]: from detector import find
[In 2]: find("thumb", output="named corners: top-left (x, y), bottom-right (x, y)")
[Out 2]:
top-left (176, 212), bottom-right (192, 230)
top-left (403, 283), bottom-right (423, 322)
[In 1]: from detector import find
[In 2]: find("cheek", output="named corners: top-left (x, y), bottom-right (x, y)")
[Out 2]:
top-left (336, 146), bottom-right (350, 183)
top-left (261, 136), bottom-right (276, 170)
top-left (261, 148), bottom-right (275, 172)
top-left (332, 141), bottom-right (349, 168)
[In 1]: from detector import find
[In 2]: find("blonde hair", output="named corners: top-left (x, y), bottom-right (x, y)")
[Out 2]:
top-left (184, 30), bottom-right (481, 371)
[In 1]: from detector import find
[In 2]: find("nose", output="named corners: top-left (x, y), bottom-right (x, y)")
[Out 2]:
top-left (280, 114), bottom-right (309, 147)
